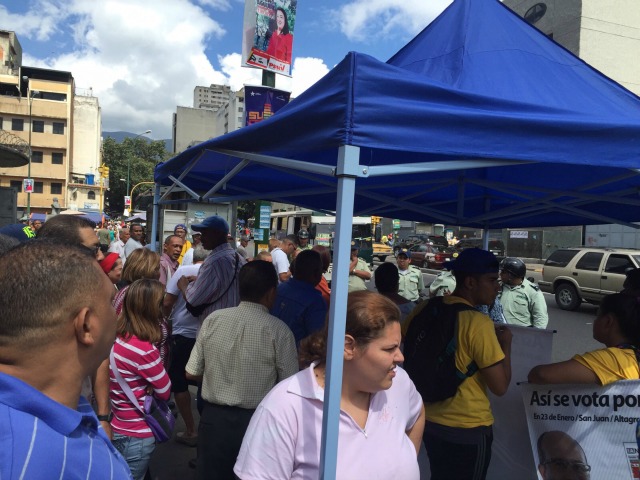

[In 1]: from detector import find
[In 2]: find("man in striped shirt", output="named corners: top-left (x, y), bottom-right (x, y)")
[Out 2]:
top-left (178, 216), bottom-right (246, 320)
top-left (0, 241), bottom-right (132, 479)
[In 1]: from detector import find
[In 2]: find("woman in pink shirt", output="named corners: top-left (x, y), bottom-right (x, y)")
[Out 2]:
top-left (234, 291), bottom-right (425, 479)
top-left (110, 279), bottom-right (171, 480)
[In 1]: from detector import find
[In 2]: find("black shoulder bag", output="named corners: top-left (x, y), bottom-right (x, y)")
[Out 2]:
top-left (185, 253), bottom-right (239, 317)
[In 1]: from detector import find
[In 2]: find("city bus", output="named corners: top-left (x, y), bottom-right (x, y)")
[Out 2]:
top-left (270, 209), bottom-right (374, 263)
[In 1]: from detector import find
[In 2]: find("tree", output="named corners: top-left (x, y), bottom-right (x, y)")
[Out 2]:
top-left (237, 201), bottom-right (257, 223)
top-left (102, 137), bottom-right (171, 216)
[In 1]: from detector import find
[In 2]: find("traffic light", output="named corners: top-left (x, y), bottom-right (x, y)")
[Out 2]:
top-left (102, 165), bottom-right (110, 178)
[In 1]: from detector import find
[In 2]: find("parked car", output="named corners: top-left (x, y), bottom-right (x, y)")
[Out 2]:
top-left (408, 243), bottom-right (454, 270)
top-left (394, 234), bottom-right (449, 255)
top-left (539, 247), bottom-right (640, 310)
top-left (454, 238), bottom-right (505, 258)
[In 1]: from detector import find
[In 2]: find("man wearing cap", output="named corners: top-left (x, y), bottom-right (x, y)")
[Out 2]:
top-left (0, 223), bottom-right (37, 244)
top-left (177, 216), bottom-right (246, 320)
top-left (296, 229), bottom-right (312, 252)
top-left (348, 245), bottom-right (371, 292)
top-left (498, 257), bottom-right (548, 329)
top-left (174, 223), bottom-right (191, 265)
top-left (404, 248), bottom-right (512, 480)
top-left (396, 248), bottom-right (425, 302)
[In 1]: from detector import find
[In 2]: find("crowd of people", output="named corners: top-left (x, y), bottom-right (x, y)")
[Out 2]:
top-left (1, 214), bottom-right (640, 480)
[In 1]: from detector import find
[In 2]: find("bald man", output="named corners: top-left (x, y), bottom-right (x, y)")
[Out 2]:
top-left (537, 431), bottom-right (591, 480)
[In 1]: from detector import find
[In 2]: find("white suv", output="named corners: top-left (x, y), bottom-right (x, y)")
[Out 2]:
top-left (539, 247), bottom-right (640, 310)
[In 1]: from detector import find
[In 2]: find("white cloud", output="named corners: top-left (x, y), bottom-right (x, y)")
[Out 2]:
top-left (9, 0), bottom-right (331, 140)
top-left (15, 0), bottom-right (232, 139)
top-left (335, 0), bottom-right (452, 42)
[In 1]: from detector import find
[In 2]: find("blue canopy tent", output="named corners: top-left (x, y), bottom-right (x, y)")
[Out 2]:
top-left (155, 0), bottom-right (640, 476)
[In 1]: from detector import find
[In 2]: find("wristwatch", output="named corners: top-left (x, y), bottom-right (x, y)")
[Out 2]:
top-left (97, 412), bottom-right (113, 422)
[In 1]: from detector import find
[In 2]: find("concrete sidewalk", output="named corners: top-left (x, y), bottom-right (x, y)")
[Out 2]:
top-left (147, 386), bottom-right (199, 480)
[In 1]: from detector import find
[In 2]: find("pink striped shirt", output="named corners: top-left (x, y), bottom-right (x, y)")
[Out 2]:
top-left (109, 335), bottom-right (171, 438)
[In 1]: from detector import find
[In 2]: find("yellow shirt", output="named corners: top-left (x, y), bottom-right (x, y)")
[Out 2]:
top-left (573, 347), bottom-right (640, 385)
top-left (424, 296), bottom-right (505, 428)
top-left (178, 239), bottom-right (192, 265)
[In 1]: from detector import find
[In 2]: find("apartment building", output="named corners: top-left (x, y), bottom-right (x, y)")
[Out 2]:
top-left (193, 84), bottom-right (231, 110)
top-left (503, 0), bottom-right (640, 95)
top-left (0, 30), bottom-right (102, 218)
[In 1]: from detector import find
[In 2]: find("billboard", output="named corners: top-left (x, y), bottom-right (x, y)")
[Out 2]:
top-left (242, 0), bottom-right (297, 77)
top-left (521, 381), bottom-right (640, 479)
top-left (244, 85), bottom-right (291, 126)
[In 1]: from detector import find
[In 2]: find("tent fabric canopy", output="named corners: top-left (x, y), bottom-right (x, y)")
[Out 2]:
top-left (156, 0), bottom-right (640, 229)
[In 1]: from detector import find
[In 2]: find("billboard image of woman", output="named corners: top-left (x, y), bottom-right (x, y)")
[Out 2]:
top-left (243, 0), bottom-right (297, 77)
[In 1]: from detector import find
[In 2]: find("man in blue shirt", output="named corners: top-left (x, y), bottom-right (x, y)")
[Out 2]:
top-left (0, 241), bottom-right (132, 479)
top-left (270, 249), bottom-right (327, 346)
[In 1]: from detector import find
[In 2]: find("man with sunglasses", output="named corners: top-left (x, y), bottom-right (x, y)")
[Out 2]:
top-left (37, 215), bottom-right (111, 437)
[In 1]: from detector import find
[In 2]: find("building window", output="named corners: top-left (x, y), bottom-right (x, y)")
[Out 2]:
top-left (34, 181), bottom-right (43, 194)
top-left (88, 190), bottom-right (96, 200)
top-left (31, 151), bottom-right (44, 163)
top-left (10, 180), bottom-right (22, 192)
top-left (0, 117), bottom-right (3, 129)
top-left (12, 118), bottom-right (24, 131)
top-left (52, 152), bottom-right (63, 164)
top-left (50, 182), bottom-right (63, 195)
top-left (32, 120), bottom-right (44, 133)
top-left (52, 122), bottom-right (65, 135)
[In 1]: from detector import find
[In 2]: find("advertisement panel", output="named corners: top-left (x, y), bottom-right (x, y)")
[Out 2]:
top-left (244, 85), bottom-right (291, 126)
top-left (521, 381), bottom-right (640, 479)
top-left (242, 0), bottom-right (297, 77)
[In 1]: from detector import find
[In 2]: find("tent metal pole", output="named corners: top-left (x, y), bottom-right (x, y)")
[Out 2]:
top-left (151, 184), bottom-right (161, 252)
top-left (320, 145), bottom-right (360, 479)
top-left (160, 151), bottom-right (204, 201)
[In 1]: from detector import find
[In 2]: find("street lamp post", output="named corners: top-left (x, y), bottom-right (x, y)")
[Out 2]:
top-left (22, 76), bottom-right (39, 218)
top-left (129, 181), bottom-right (155, 216)
top-left (126, 129), bottom-right (152, 203)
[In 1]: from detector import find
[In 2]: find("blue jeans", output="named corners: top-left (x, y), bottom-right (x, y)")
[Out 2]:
top-left (112, 433), bottom-right (156, 480)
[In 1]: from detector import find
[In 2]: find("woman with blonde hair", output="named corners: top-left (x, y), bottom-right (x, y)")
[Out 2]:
top-left (111, 248), bottom-right (169, 366)
top-left (113, 248), bottom-right (161, 314)
top-left (234, 290), bottom-right (425, 479)
top-left (110, 279), bottom-right (171, 480)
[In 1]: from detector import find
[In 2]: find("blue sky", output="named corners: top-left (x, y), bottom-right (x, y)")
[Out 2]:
top-left (0, 0), bottom-right (452, 139)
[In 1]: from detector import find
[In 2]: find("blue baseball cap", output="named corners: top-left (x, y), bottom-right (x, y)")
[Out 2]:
top-left (395, 248), bottom-right (411, 258)
top-left (445, 248), bottom-right (498, 273)
top-left (190, 216), bottom-right (229, 234)
top-left (174, 223), bottom-right (187, 233)
top-left (0, 224), bottom-right (37, 243)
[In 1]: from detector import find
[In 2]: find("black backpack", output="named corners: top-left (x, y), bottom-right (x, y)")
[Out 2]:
top-left (403, 297), bottom-right (478, 403)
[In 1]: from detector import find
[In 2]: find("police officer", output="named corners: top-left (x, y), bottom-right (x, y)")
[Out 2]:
top-left (498, 257), bottom-right (548, 328)
top-left (396, 248), bottom-right (425, 302)
top-left (297, 229), bottom-right (312, 252)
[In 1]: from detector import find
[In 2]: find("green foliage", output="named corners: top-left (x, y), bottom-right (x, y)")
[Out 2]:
top-left (102, 136), bottom-right (171, 216)
top-left (237, 201), bottom-right (257, 222)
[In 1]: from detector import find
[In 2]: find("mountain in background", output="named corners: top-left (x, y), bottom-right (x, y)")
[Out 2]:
top-left (103, 131), bottom-right (173, 152)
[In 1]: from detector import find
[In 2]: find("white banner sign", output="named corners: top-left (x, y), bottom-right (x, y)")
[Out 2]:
top-left (521, 381), bottom-right (640, 479)
top-left (487, 326), bottom-right (554, 480)
top-left (510, 230), bottom-right (529, 239)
